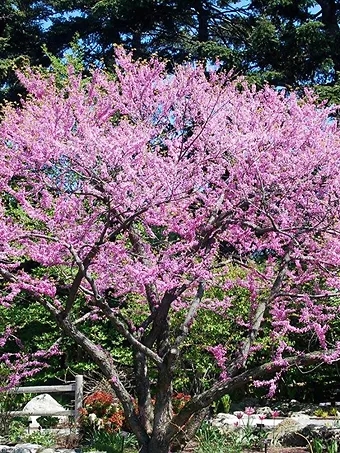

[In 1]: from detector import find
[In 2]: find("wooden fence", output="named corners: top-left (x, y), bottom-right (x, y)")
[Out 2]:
top-left (9, 374), bottom-right (84, 421)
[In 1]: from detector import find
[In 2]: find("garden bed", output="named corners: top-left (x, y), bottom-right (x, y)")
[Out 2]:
top-left (246, 449), bottom-right (309, 453)
top-left (182, 443), bottom-right (309, 452)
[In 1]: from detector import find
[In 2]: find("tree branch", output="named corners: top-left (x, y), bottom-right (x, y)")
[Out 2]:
top-left (174, 282), bottom-right (205, 349)
top-left (67, 244), bottom-right (163, 365)
top-left (0, 267), bottom-right (17, 282)
top-left (228, 251), bottom-right (291, 374)
top-left (167, 348), bottom-right (340, 442)
top-left (96, 299), bottom-right (163, 366)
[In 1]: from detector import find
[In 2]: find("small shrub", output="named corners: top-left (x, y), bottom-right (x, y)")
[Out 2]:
top-left (329, 407), bottom-right (338, 417)
top-left (22, 431), bottom-right (56, 447)
top-left (37, 416), bottom-right (59, 429)
top-left (221, 394), bottom-right (231, 413)
top-left (314, 409), bottom-right (330, 418)
top-left (215, 394), bottom-right (231, 414)
top-left (80, 388), bottom-right (192, 439)
top-left (172, 393), bottom-right (191, 414)
top-left (7, 418), bottom-right (28, 444)
top-left (86, 430), bottom-right (137, 453)
top-left (80, 390), bottom-right (125, 438)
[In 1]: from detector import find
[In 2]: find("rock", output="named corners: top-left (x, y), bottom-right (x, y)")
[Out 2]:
top-left (288, 406), bottom-right (316, 417)
top-left (0, 446), bottom-right (14, 453)
top-left (246, 415), bottom-right (267, 427)
top-left (287, 401), bottom-right (318, 416)
top-left (269, 417), bottom-right (307, 446)
top-left (13, 444), bottom-right (41, 453)
top-left (212, 413), bottom-right (238, 424)
top-left (291, 412), bottom-right (311, 421)
top-left (22, 395), bottom-right (68, 429)
top-left (256, 406), bottom-right (273, 417)
top-left (211, 413), bottom-right (238, 432)
top-left (0, 447), bottom-right (81, 453)
top-left (54, 450), bottom-right (79, 453)
top-left (302, 425), bottom-right (340, 442)
top-left (230, 397), bottom-right (258, 412)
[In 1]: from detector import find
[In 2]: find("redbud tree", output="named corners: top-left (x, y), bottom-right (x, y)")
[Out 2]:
top-left (1, 49), bottom-right (340, 452)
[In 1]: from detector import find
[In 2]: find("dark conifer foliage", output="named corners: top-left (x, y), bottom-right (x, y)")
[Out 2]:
top-left (2, 1), bottom-right (340, 101)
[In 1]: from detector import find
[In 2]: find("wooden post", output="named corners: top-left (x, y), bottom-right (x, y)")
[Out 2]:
top-left (74, 374), bottom-right (84, 422)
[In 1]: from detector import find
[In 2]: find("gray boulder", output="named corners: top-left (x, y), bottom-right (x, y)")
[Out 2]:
top-left (269, 417), bottom-right (308, 446)
top-left (0, 446), bottom-right (14, 453)
top-left (256, 406), bottom-right (273, 417)
top-left (13, 444), bottom-right (41, 453)
top-left (211, 413), bottom-right (238, 432)
top-left (23, 395), bottom-right (68, 429)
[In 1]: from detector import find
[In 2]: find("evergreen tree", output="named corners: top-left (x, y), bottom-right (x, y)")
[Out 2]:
top-left (43, 0), bottom-right (250, 67)
top-left (3, 2), bottom-right (340, 104)
top-left (0, 1), bottom-right (51, 103)
top-left (247, 0), bottom-right (340, 89)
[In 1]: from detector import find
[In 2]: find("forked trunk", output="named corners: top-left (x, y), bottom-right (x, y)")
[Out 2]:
top-left (140, 440), bottom-right (171, 453)
top-left (137, 413), bottom-right (175, 453)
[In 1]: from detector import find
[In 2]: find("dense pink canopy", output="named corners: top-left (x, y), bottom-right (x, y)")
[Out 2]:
top-left (0, 49), bottom-right (340, 400)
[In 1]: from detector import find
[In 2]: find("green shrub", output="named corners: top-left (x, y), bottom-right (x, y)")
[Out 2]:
top-left (22, 431), bottom-right (56, 447)
top-left (36, 416), bottom-right (59, 429)
top-left (85, 430), bottom-right (137, 453)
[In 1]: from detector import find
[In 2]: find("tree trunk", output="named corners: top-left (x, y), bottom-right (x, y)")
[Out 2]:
top-left (171, 407), bottom-right (209, 451)
top-left (146, 437), bottom-right (172, 453)
top-left (134, 350), bottom-right (154, 434)
top-left (139, 445), bottom-right (169, 453)
top-left (317, 0), bottom-right (340, 78)
top-left (194, 0), bottom-right (209, 42)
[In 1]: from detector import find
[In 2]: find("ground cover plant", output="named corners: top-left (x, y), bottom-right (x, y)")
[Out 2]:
top-left (1, 49), bottom-right (340, 452)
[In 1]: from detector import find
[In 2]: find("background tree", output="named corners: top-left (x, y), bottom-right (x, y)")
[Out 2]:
top-left (1, 50), bottom-right (340, 453)
top-left (3, 1), bottom-right (340, 103)
top-left (43, 0), bottom-right (250, 67)
top-left (0, 1), bottom-right (53, 103)
top-left (246, 0), bottom-right (340, 95)
top-left (36, 1), bottom-right (340, 101)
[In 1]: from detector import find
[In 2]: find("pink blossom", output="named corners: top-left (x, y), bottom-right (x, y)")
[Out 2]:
top-left (207, 344), bottom-right (228, 381)
top-left (0, 48), bottom-right (339, 440)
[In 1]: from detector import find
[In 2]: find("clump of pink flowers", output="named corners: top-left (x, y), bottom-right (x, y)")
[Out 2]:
top-left (244, 406), bottom-right (255, 416)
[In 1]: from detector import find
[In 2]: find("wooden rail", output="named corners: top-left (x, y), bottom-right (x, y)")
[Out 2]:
top-left (9, 375), bottom-right (83, 421)
top-left (10, 410), bottom-right (74, 416)
top-left (15, 384), bottom-right (75, 394)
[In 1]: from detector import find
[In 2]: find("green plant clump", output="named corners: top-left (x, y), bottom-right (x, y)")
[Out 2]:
top-left (314, 408), bottom-right (330, 418)
top-left (195, 421), bottom-right (266, 453)
top-left (313, 438), bottom-right (338, 453)
top-left (36, 416), bottom-right (59, 429)
top-left (22, 431), bottom-right (56, 447)
top-left (85, 430), bottom-right (137, 453)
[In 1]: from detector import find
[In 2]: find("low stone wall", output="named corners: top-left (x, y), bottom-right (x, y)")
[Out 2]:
top-left (0, 444), bottom-right (80, 453)
top-left (211, 412), bottom-right (340, 448)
